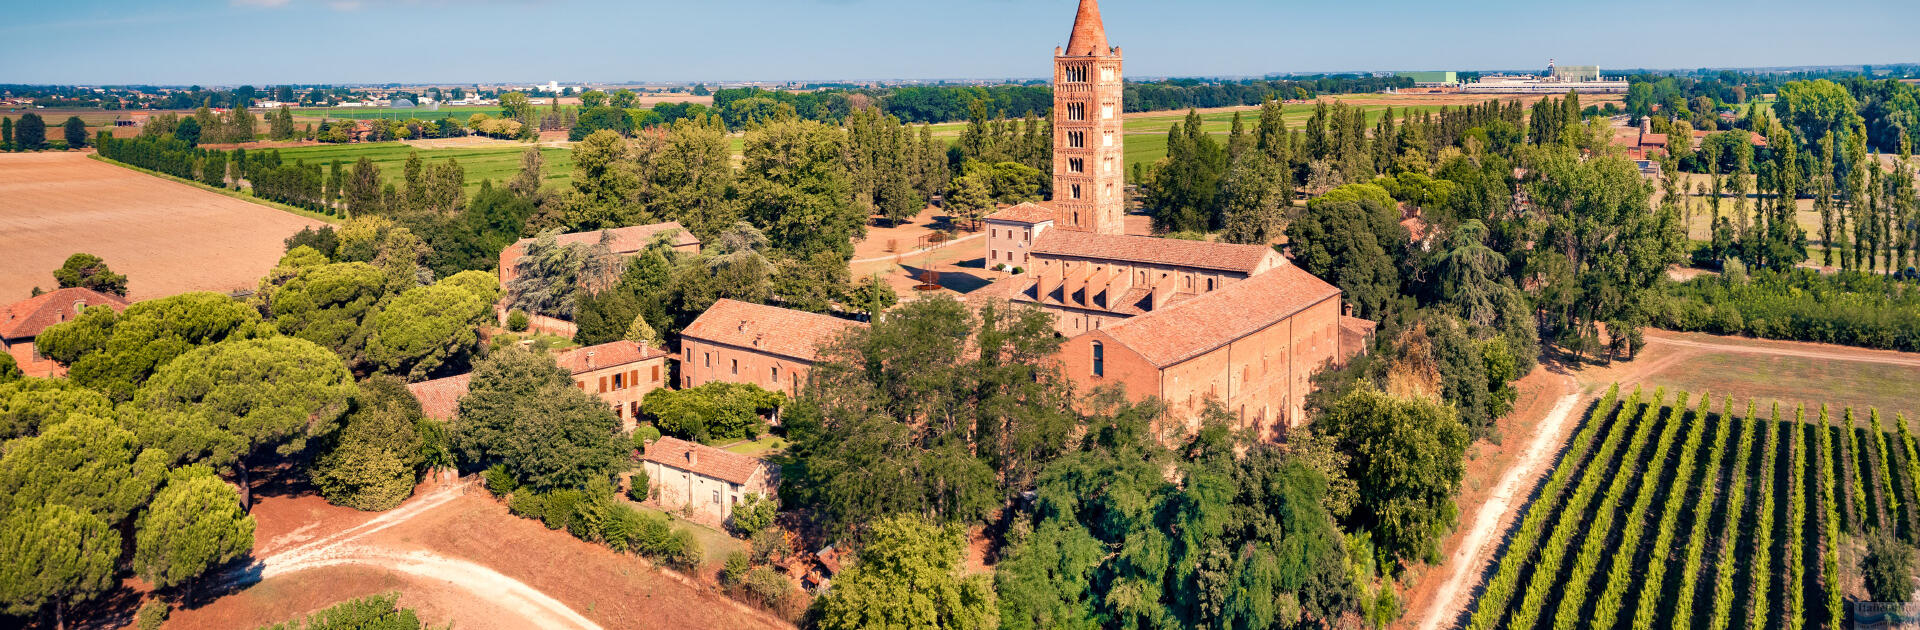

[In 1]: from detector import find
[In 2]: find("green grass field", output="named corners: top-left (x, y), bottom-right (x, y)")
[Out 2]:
top-left (290, 105), bottom-right (507, 120)
top-left (273, 141), bottom-right (574, 195)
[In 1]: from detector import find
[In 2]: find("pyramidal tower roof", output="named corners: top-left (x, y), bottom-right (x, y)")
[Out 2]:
top-left (1064, 0), bottom-right (1111, 57)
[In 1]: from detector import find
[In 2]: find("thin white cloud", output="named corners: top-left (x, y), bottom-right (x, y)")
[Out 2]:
top-left (231, 0), bottom-right (292, 7)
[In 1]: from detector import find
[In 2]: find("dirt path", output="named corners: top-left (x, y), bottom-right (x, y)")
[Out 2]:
top-left (1413, 384), bottom-right (1583, 630)
top-left (231, 480), bottom-right (603, 630)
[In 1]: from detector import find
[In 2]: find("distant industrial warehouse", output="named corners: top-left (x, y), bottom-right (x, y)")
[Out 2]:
top-left (1393, 61), bottom-right (1628, 94)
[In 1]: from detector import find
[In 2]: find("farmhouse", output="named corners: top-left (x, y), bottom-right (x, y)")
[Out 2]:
top-left (404, 340), bottom-right (669, 429)
top-left (969, 0), bottom-right (1370, 439)
top-left (557, 340), bottom-right (673, 431)
top-left (498, 221), bottom-right (702, 288)
top-left (640, 436), bottom-right (776, 523)
top-left (0, 287), bottom-right (130, 378)
top-left (678, 299), bottom-right (865, 397)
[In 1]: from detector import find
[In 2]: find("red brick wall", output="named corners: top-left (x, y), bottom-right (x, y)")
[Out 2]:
top-left (1056, 296), bottom-right (1343, 441)
top-left (677, 339), bottom-right (811, 397)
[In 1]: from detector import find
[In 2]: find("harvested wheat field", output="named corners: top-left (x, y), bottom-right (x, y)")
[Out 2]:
top-left (0, 151), bottom-right (324, 302)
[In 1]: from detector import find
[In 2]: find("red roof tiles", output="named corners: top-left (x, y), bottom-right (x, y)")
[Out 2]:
top-left (681, 300), bottom-right (866, 363)
top-left (1100, 265), bottom-right (1341, 367)
top-left (553, 340), bottom-right (670, 375)
top-left (0, 287), bottom-right (129, 340)
top-left (406, 373), bottom-right (472, 421)
top-left (1030, 231), bottom-right (1281, 275)
top-left (984, 202), bottom-right (1057, 225)
top-left (641, 436), bottom-right (765, 485)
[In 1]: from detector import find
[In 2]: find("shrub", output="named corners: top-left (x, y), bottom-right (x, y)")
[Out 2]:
top-left (627, 469), bottom-right (650, 502)
top-left (507, 309), bottom-right (530, 333)
top-left (484, 464), bottom-right (517, 496)
top-left (744, 566), bottom-right (792, 607)
top-left (729, 494), bottom-right (777, 537)
top-left (601, 504), bottom-right (643, 553)
top-left (541, 490), bottom-right (582, 531)
top-left (1011, 267), bottom-right (1025, 274)
top-left (723, 551), bottom-right (750, 585)
top-left (507, 491), bottom-right (545, 519)
top-left (750, 527), bottom-right (788, 564)
top-left (667, 529), bottom-right (703, 569)
top-left (137, 599), bottom-right (169, 630)
top-left (1865, 534), bottom-right (1916, 602)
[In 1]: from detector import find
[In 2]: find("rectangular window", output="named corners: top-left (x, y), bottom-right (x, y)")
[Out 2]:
top-left (1092, 342), bottom-right (1104, 377)
top-left (771, 366), bottom-right (779, 383)
top-left (704, 352), bottom-right (710, 368)
top-left (612, 373), bottom-right (623, 390)
top-left (629, 370), bottom-right (639, 388)
top-left (731, 359), bottom-right (739, 375)
top-left (630, 401), bottom-right (640, 418)
top-left (1102, 104), bottom-right (1114, 119)
top-left (712, 490), bottom-right (720, 504)
top-left (1103, 131), bottom-right (1114, 147)
top-left (576, 381), bottom-right (585, 390)
top-left (598, 376), bottom-right (608, 393)
top-left (651, 365), bottom-right (660, 382)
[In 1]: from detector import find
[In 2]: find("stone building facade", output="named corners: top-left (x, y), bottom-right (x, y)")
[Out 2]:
top-left (1051, 0), bottom-right (1126, 236)
top-left (677, 299), bottom-right (866, 397)
top-left (641, 437), bottom-right (776, 524)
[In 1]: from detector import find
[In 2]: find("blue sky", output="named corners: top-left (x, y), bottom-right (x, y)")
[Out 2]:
top-left (2, 0), bottom-right (1916, 86)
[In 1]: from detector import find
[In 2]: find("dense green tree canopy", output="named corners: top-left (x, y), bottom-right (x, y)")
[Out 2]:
top-left (0, 504), bottom-right (120, 621)
top-left (52, 253), bottom-right (129, 296)
top-left (1286, 183), bottom-right (1410, 319)
top-left (738, 119), bottom-right (862, 260)
top-left (35, 292), bottom-right (270, 402)
top-left (133, 465), bottom-right (256, 589)
top-left (450, 347), bottom-right (624, 492)
top-left (311, 377), bottom-right (426, 511)
top-left (0, 378), bottom-right (111, 440)
top-left (266, 262), bottom-right (388, 364)
top-left (366, 276), bottom-right (494, 381)
top-left (0, 414), bottom-right (166, 524)
top-left (813, 514), bottom-right (999, 630)
top-left (641, 382), bottom-right (784, 444)
top-left (1313, 385), bottom-right (1469, 569)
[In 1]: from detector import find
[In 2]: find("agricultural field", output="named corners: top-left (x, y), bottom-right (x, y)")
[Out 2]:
top-left (0, 151), bottom-right (326, 301)
top-left (273, 140), bottom-right (574, 195)
top-left (291, 105), bottom-right (506, 121)
top-left (1466, 384), bottom-right (1914, 630)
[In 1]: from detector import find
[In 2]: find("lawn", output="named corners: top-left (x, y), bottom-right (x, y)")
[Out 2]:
top-left (720, 435), bottom-right (788, 457)
top-left (274, 140), bottom-right (574, 195)
top-left (629, 502), bottom-right (746, 568)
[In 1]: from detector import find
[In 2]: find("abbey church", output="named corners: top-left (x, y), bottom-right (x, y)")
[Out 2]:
top-left (979, 0), bottom-right (1374, 438)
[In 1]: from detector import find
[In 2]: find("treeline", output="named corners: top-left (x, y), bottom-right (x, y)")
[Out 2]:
top-left (707, 75), bottom-right (1406, 128)
top-left (1656, 269), bottom-right (1920, 352)
top-left (96, 135), bottom-right (332, 212)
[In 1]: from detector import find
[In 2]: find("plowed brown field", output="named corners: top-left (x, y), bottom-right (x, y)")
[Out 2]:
top-left (0, 152), bottom-right (324, 302)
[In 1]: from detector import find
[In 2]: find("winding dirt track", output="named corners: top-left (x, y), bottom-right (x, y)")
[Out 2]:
top-left (229, 481), bottom-right (603, 630)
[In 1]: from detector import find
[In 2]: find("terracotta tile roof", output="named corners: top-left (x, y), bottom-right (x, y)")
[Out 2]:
top-left (0, 288), bottom-right (130, 340)
top-left (509, 222), bottom-right (700, 256)
top-left (1640, 133), bottom-right (1668, 147)
top-left (641, 437), bottom-right (764, 485)
top-left (553, 340), bottom-right (670, 375)
top-left (406, 373), bottom-right (471, 421)
top-left (681, 299), bottom-right (866, 363)
top-left (984, 202), bottom-right (1057, 225)
top-left (1030, 231), bottom-right (1279, 275)
top-left (1100, 265), bottom-right (1341, 367)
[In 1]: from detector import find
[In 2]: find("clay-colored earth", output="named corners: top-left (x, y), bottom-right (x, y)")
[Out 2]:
top-left (0, 152), bottom-right (325, 302)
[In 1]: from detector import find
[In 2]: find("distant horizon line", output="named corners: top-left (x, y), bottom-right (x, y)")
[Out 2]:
top-left (13, 61), bottom-right (1917, 90)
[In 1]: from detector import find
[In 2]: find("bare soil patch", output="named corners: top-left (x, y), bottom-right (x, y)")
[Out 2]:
top-left (0, 152), bottom-right (324, 302)
top-left (404, 135), bottom-right (526, 150)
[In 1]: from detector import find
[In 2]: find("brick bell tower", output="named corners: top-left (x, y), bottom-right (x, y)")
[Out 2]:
top-left (1052, 0), bottom-right (1125, 235)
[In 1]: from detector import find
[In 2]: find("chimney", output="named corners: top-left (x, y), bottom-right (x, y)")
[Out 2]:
top-left (586, 351), bottom-right (596, 369)
top-left (739, 320), bottom-right (749, 333)
top-left (686, 448), bottom-right (697, 467)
